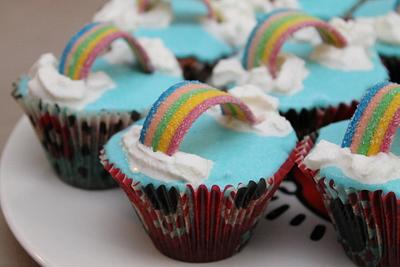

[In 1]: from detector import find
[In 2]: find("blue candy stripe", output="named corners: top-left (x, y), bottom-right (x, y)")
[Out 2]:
top-left (58, 22), bottom-right (101, 74)
top-left (341, 81), bottom-right (391, 148)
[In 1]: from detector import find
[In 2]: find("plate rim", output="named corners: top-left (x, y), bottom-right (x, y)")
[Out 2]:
top-left (0, 117), bottom-right (45, 266)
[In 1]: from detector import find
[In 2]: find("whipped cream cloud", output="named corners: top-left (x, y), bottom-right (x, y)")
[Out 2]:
top-left (28, 53), bottom-right (115, 110)
top-left (310, 18), bottom-right (376, 71)
top-left (203, 0), bottom-right (256, 47)
top-left (93, 0), bottom-right (172, 31)
top-left (246, 0), bottom-right (299, 13)
top-left (103, 37), bottom-right (182, 77)
top-left (208, 85), bottom-right (293, 137)
top-left (123, 125), bottom-right (213, 185)
top-left (304, 140), bottom-right (400, 185)
top-left (211, 54), bottom-right (309, 95)
top-left (374, 12), bottom-right (400, 45)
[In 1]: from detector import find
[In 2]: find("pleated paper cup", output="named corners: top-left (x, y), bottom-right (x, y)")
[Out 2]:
top-left (100, 148), bottom-right (297, 262)
top-left (291, 133), bottom-right (329, 219)
top-left (314, 173), bottom-right (400, 267)
top-left (12, 81), bottom-right (141, 190)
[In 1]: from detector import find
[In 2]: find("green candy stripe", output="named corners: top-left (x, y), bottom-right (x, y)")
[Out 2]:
top-left (67, 25), bottom-right (115, 78)
top-left (152, 87), bottom-right (211, 151)
top-left (254, 14), bottom-right (313, 68)
top-left (357, 87), bottom-right (400, 155)
top-left (226, 103), bottom-right (237, 117)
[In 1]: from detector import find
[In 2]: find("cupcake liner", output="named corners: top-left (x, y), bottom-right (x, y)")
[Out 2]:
top-left (178, 57), bottom-right (215, 82)
top-left (290, 132), bottom-right (330, 220)
top-left (12, 81), bottom-right (141, 190)
top-left (315, 175), bottom-right (400, 267)
top-left (281, 100), bottom-right (358, 138)
top-left (100, 148), bottom-right (297, 262)
top-left (380, 55), bottom-right (400, 84)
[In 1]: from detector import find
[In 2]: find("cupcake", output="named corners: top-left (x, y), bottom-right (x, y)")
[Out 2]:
top-left (93, 0), bottom-right (257, 81)
top-left (211, 9), bottom-right (388, 137)
top-left (12, 22), bottom-right (182, 189)
top-left (303, 81), bottom-right (400, 266)
top-left (101, 81), bottom-right (297, 262)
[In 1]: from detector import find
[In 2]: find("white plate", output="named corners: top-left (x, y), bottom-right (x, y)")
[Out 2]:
top-left (1, 117), bottom-right (354, 267)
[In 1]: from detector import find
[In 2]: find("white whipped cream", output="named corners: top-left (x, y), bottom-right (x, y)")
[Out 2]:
top-left (103, 37), bottom-right (182, 76)
top-left (310, 18), bottom-right (376, 71)
top-left (374, 12), bottom-right (400, 45)
top-left (245, 0), bottom-right (299, 13)
top-left (211, 54), bottom-right (309, 95)
top-left (304, 140), bottom-right (400, 185)
top-left (28, 53), bottom-right (115, 110)
top-left (208, 85), bottom-right (293, 137)
top-left (93, 0), bottom-right (172, 31)
top-left (203, 0), bottom-right (256, 47)
top-left (123, 125), bottom-right (213, 185)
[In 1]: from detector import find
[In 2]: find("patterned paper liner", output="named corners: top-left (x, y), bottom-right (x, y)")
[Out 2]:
top-left (12, 81), bottom-right (141, 190)
top-left (290, 132), bottom-right (330, 220)
top-left (380, 55), bottom-right (400, 84)
top-left (100, 148), bottom-right (297, 262)
top-left (281, 100), bottom-right (358, 139)
top-left (315, 175), bottom-right (400, 267)
top-left (178, 57), bottom-right (216, 82)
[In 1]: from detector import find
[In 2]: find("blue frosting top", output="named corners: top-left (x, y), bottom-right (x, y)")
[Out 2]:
top-left (225, 42), bottom-right (388, 112)
top-left (376, 40), bottom-right (400, 57)
top-left (104, 115), bottom-right (297, 191)
top-left (136, 23), bottom-right (234, 64)
top-left (274, 42), bottom-right (388, 112)
top-left (17, 58), bottom-right (182, 113)
top-left (316, 120), bottom-right (400, 196)
top-left (297, 0), bottom-right (355, 20)
top-left (171, 0), bottom-right (209, 20)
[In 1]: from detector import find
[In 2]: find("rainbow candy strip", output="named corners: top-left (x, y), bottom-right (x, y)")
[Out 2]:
top-left (242, 9), bottom-right (347, 77)
top-left (59, 22), bottom-right (154, 80)
top-left (139, 81), bottom-right (257, 155)
top-left (342, 81), bottom-right (400, 156)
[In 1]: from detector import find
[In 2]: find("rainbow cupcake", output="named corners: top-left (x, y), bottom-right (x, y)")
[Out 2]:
top-left (211, 9), bottom-right (388, 137)
top-left (303, 81), bottom-right (400, 266)
top-left (12, 22), bottom-right (182, 189)
top-left (101, 81), bottom-right (297, 262)
top-left (93, 0), bottom-right (258, 81)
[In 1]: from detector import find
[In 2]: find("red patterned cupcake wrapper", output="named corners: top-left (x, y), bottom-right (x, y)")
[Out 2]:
top-left (100, 148), bottom-right (297, 262)
top-left (282, 100), bottom-right (358, 138)
top-left (12, 81), bottom-right (141, 190)
top-left (316, 175), bottom-right (400, 267)
top-left (292, 133), bottom-right (329, 219)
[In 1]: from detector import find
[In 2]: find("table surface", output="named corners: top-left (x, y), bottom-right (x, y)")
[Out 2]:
top-left (0, 0), bottom-right (105, 265)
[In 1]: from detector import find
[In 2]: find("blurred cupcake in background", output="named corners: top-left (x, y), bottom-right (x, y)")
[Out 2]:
top-left (211, 9), bottom-right (388, 137)
top-left (304, 81), bottom-right (400, 266)
top-left (12, 22), bottom-right (182, 189)
top-left (93, 0), bottom-right (259, 81)
top-left (101, 81), bottom-right (297, 262)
